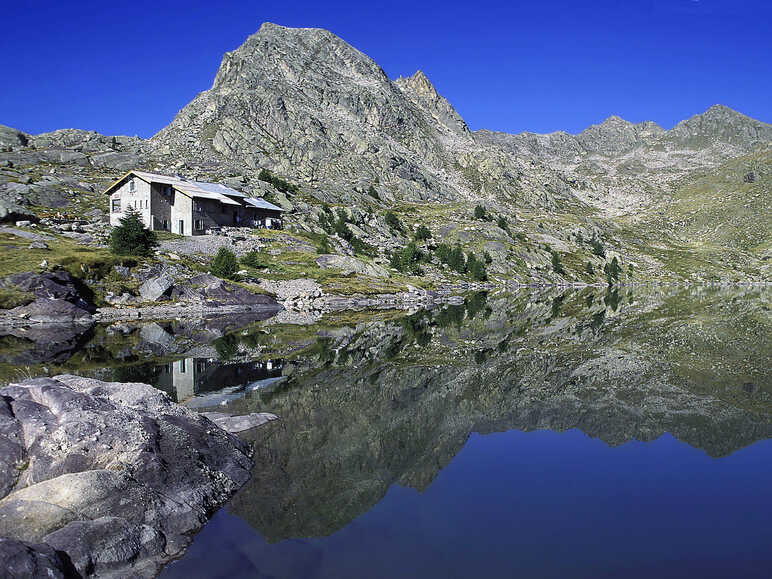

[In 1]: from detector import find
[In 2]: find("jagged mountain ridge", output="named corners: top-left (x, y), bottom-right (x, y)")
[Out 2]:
top-left (152, 22), bottom-right (771, 214)
top-left (478, 104), bottom-right (772, 215)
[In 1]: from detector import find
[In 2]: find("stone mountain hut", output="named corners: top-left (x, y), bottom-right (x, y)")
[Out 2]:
top-left (103, 170), bottom-right (285, 235)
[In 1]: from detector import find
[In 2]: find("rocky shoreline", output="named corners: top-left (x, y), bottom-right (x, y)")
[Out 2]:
top-left (0, 375), bottom-right (276, 577)
top-left (2, 276), bottom-right (769, 328)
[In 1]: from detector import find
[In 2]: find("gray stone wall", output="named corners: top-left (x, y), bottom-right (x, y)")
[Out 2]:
top-left (150, 183), bottom-right (173, 231)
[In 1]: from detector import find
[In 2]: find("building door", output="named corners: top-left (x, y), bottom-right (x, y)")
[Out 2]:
top-left (178, 220), bottom-right (184, 235)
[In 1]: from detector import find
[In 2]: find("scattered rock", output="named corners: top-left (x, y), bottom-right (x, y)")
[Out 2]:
top-left (0, 271), bottom-right (92, 309)
top-left (7, 298), bottom-right (92, 324)
top-left (138, 273), bottom-right (174, 301)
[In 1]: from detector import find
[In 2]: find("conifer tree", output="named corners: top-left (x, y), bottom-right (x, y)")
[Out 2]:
top-left (211, 247), bottom-right (239, 280)
top-left (109, 206), bottom-right (157, 257)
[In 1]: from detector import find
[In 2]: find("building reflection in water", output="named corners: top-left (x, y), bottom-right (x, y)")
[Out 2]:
top-left (154, 357), bottom-right (284, 406)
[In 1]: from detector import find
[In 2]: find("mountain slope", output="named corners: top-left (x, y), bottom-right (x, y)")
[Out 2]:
top-left (1, 23), bottom-right (770, 287)
top-left (152, 23), bottom-right (771, 225)
top-left (152, 23), bottom-right (584, 209)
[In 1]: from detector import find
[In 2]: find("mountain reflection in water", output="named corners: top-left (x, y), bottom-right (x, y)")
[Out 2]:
top-left (1, 286), bottom-right (770, 578)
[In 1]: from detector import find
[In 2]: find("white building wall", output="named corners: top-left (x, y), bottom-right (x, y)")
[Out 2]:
top-left (109, 176), bottom-right (152, 229)
top-left (172, 358), bottom-right (195, 401)
top-left (171, 192), bottom-right (193, 235)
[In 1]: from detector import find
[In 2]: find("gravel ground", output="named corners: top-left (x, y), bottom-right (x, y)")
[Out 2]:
top-left (158, 234), bottom-right (258, 257)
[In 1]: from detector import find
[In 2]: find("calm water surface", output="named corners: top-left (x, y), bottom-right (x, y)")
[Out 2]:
top-left (1, 287), bottom-right (770, 578)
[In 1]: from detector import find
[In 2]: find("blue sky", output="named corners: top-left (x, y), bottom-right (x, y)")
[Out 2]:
top-left (2, 0), bottom-right (770, 138)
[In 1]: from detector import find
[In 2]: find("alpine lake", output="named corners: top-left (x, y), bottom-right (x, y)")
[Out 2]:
top-left (1, 285), bottom-right (770, 579)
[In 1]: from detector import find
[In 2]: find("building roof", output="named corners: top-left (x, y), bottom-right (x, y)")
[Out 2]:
top-left (104, 170), bottom-right (244, 207)
top-left (194, 181), bottom-right (248, 198)
top-left (244, 197), bottom-right (285, 212)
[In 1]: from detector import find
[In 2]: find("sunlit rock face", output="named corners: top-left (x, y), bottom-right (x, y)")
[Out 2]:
top-left (0, 375), bottom-right (253, 577)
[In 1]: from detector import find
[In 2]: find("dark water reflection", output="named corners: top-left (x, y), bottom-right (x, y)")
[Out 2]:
top-left (1, 286), bottom-right (771, 577)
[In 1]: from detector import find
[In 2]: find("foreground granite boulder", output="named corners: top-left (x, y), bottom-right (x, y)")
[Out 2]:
top-left (0, 375), bottom-right (254, 577)
top-left (0, 537), bottom-right (77, 578)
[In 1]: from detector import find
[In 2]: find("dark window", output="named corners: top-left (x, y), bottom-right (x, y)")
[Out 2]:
top-left (111, 199), bottom-right (121, 212)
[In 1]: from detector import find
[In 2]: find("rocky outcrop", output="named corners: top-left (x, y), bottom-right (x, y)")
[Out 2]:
top-left (8, 298), bottom-right (93, 324)
top-left (0, 375), bottom-right (255, 577)
top-left (0, 537), bottom-right (76, 578)
top-left (395, 70), bottom-right (470, 136)
top-left (172, 273), bottom-right (279, 306)
top-left (138, 272), bottom-right (175, 301)
top-left (0, 270), bottom-right (93, 310)
top-left (315, 254), bottom-right (390, 278)
top-left (0, 271), bottom-right (96, 326)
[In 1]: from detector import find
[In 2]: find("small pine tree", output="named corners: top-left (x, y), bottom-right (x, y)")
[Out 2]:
top-left (585, 261), bottom-right (595, 275)
top-left (414, 224), bottom-right (432, 241)
top-left (466, 253), bottom-right (487, 281)
top-left (211, 247), bottom-right (239, 280)
top-left (450, 243), bottom-right (466, 273)
top-left (390, 241), bottom-right (423, 274)
top-left (497, 216), bottom-right (509, 232)
top-left (318, 211), bottom-right (331, 233)
top-left (384, 211), bottom-right (402, 231)
top-left (591, 237), bottom-right (606, 258)
top-left (109, 206), bottom-right (157, 257)
top-left (367, 185), bottom-right (380, 200)
top-left (603, 256), bottom-right (622, 285)
top-left (316, 235), bottom-right (332, 254)
top-left (551, 251), bottom-right (565, 274)
top-left (241, 251), bottom-right (268, 269)
top-left (474, 205), bottom-right (488, 220)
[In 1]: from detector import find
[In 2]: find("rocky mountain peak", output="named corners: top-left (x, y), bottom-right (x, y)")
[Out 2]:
top-left (395, 70), bottom-right (469, 136)
top-left (666, 104), bottom-right (772, 148)
top-left (397, 70), bottom-right (438, 98)
top-left (211, 22), bottom-right (388, 92)
top-left (149, 23), bottom-right (770, 212)
top-left (577, 114), bottom-right (645, 154)
top-left (599, 115), bottom-right (631, 126)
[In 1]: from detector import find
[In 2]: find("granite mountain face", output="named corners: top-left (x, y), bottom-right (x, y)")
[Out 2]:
top-left (152, 23), bottom-right (771, 215)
